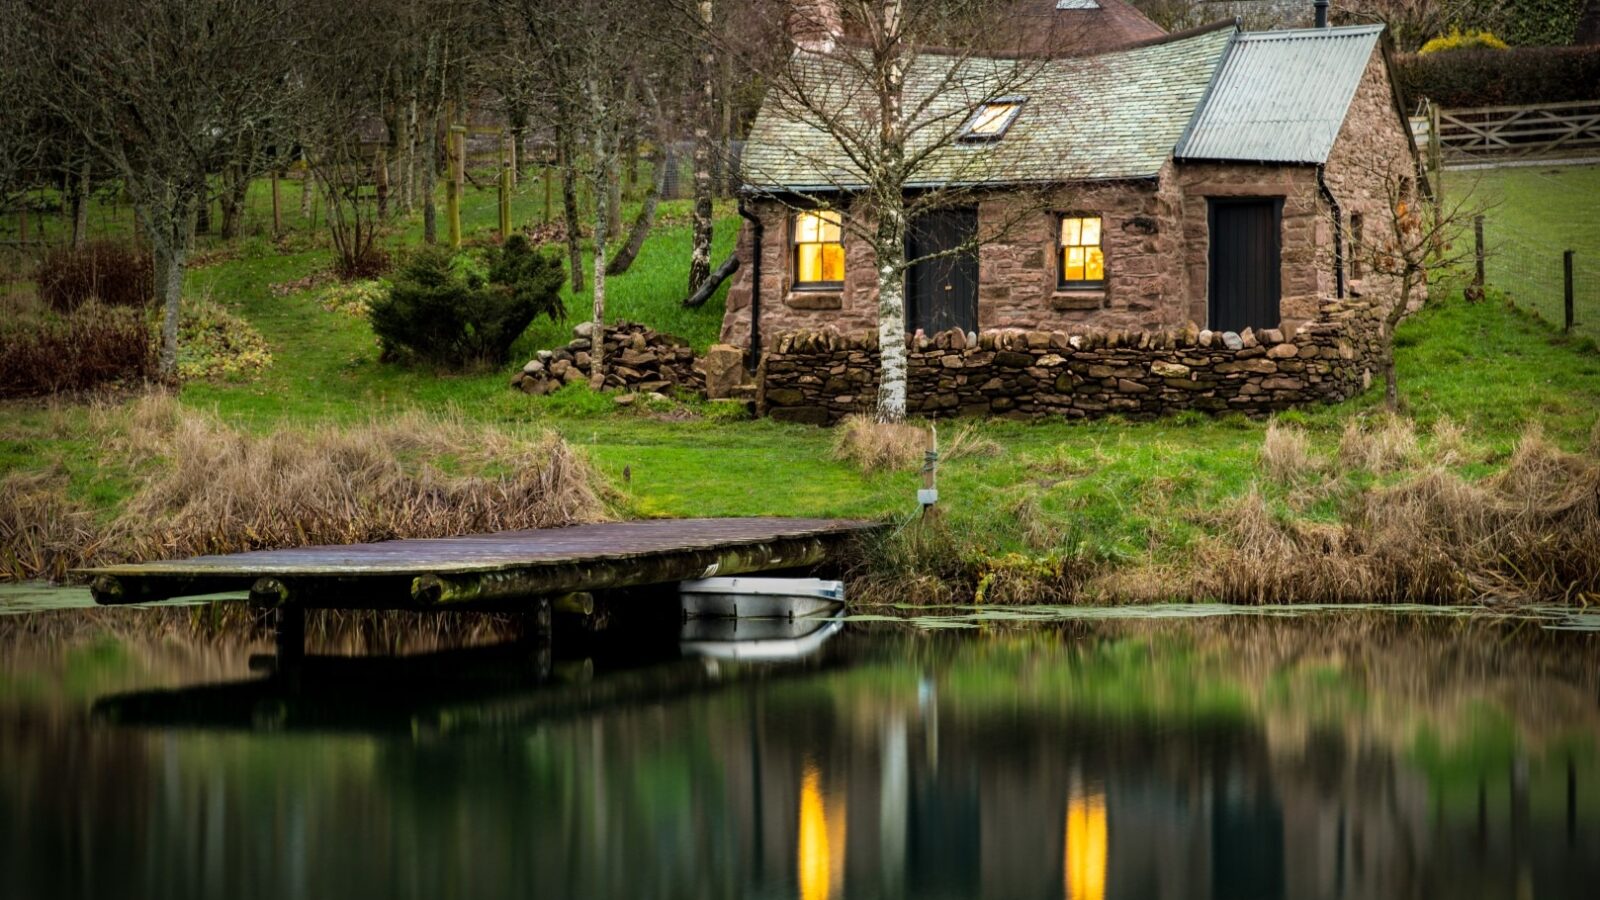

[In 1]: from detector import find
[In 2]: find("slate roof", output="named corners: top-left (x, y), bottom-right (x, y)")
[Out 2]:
top-left (741, 24), bottom-right (1236, 192)
top-left (1175, 25), bottom-right (1385, 164)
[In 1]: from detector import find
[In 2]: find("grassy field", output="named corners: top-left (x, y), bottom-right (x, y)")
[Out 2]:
top-left (1452, 163), bottom-right (1600, 339)
top-left (3, 171), bottom-right (1599, 602)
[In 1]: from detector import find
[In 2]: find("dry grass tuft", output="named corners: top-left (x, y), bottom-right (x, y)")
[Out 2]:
top-left (1199, 426), bottom-right (1600, 605)
top-left (1, 394), bottom-right (610, 581)
top-left (1428, 415), bottom-right (1474, 467)
top-left (1338, 415), bottom-right (1421, 474)
top-left (832, 415), bottom-right (926, 473)
top-left (832, 414), bottom-right (1001, 474)
top-left (1261, 421), bottom-right (1320, 485)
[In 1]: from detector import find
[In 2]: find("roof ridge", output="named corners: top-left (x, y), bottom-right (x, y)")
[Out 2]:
top-left (1237, 24), bottom-right (1387, 41)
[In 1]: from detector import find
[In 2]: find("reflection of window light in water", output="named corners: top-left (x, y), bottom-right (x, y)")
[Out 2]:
top-left (1064, 784), bottom-right (1107, 900)
top-left (799, 762), bottom-right (846, 900)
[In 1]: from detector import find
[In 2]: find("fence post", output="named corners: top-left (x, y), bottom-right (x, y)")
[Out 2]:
top-left (1429, 102), bottom-right (1444, 259)
top-left (1471, 215), bottom-right (1486, 300)
top-left (1565, 250), bottom-right (1576, 333)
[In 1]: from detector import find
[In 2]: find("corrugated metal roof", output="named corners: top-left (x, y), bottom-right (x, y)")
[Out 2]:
top-left (741, 25), bottom-right (1234, 192)
top-left (1175, 25), bottom-right (1384, 165)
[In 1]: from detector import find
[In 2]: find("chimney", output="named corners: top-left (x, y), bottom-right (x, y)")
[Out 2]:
top-left (1314, 0), bottom-right (1330, 28)
top-left (789, 0), bottom-right (842, 52)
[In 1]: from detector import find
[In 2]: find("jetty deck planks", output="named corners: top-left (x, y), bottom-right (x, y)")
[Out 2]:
top-left (78, 517), bottom-right (881, 609)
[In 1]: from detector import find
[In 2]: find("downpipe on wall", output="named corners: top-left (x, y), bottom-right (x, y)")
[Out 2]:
top-left (1317, 165), bottom-right (1346, 300)
top-left (737, 197), bottom-right (763, 372)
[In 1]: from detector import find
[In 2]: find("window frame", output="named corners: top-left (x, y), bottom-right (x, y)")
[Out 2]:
top-left (790, 209), bottom-right (846, 291)
top-left (1349, 212), bottom-right (1364, 281)
top-left (958, 97), bottom-right (1027, 143)
top-left (1056, 212), bottom-right (1107, 291)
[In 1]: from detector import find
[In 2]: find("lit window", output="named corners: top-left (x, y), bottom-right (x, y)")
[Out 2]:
top-left (793, 210), bottom-right (845, 288)
top-left (1059, 215), bottom-right (1105, 287)
top-left (960, 100), bottom-right (1024, 142)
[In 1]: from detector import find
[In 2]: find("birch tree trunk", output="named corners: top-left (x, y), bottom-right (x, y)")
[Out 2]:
top-left (687, 0), bottom-right (715, 294)
top-left (587, 76), bottom-right (612, 390)
top-left (874, 0), bottom-right (909, 423)
top-left (875, 201), bottom-right (908, 422)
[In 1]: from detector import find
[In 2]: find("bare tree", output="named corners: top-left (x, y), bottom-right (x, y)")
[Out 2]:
top-left (504, 0), bottom-right (665, 386)
top-left (297, 0), bottom-right (404, 277)
top-left (720, 0), bottom-right (1060, 422)
top-left (1333, 0), bottom-right (1509, 52)
top-left (1343, 161), bottom-right (1485, 410)
top-left (22, 0), bottom-right (299, 377)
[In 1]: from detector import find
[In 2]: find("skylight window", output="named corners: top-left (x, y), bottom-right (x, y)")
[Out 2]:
top-left (960, 99), bottom-right (1025, 142)
top-left (1056, 0), bottom-right (1101, 8)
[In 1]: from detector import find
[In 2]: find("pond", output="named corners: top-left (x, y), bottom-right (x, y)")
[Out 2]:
top-left (1, 599), bottom-right (1597, 900)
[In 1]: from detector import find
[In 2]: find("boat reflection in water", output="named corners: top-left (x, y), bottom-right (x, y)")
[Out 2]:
top-left (1, 610), bottom-right (1598, 899)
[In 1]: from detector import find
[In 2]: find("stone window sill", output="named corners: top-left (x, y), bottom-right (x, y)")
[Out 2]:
top-left (1050, 291), bottom-right (1106, 312)
top-left (786, 291), bottom-right (843, 310)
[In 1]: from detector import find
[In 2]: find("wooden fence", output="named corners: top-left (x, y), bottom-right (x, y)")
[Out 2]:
top-left (1412, 100), bottom-right (1600, 170)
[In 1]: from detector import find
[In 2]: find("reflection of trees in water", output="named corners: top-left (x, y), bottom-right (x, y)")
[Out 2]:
top-left (1, 613), bottom-right (1596, 899)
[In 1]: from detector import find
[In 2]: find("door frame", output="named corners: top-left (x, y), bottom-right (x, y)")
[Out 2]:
top-left (905, 206), bottom-right (980, 335)
top-left (1206, 196), bottom-right (1284, 332)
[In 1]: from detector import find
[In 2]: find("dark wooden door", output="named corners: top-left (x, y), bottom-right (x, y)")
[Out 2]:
top-left (907, 208), bottom-right (979, 335)
top-left (1208, 199), bottom-right (1283, 333)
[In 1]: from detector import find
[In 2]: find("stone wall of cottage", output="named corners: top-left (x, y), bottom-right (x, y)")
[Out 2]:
top-left (721, 182), bottom-right (1192, 349)
top-left (1169, 161), bottom-right (1326, 333)
top-left (756, 299), bottom-right (1384, 425)
top-left (1322, 46), bottom-right (1428, 314)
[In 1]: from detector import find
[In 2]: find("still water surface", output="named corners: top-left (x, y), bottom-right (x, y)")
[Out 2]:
top-left (1, 601), bottom-right (1597, 899)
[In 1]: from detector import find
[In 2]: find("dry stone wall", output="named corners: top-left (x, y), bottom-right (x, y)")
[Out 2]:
top-left (757, 300), bottom-right (1384, 425)
top-left (512, 321), bottom-right (702, 396)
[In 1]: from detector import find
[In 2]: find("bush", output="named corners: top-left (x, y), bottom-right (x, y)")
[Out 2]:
top-left (369, 235), bottom-right (564, 368)
top-left (1418, 29), bottom-right (1509, 55)
top-left (175, 294), bottom-right (273, 381)
top-left (1397, 45), bottom-right (1600, 107)
top-left (34, 241), bottom-right (155, 312)
top-left (0, 303), bottom-right (156, 398)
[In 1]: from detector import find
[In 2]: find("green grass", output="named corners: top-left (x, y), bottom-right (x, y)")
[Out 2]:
top-left (1453, 163), bottom-right (1600, 338)
top-left (3, 170), bottom-right (1600, 597)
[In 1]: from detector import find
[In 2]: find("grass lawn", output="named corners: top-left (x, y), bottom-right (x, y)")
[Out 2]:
top-left (3, 171), bottom-right (1600, 600)
top-left (1453, 163), bottom-right (1600, 339)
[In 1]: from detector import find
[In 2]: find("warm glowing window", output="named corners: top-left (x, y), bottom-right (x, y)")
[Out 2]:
top-left (1059, 215), bottom-right (1105, 287)
top-left (961, 100), bottom-right (1024, 141)
top-left (793, 210), bottom-right (845, 288)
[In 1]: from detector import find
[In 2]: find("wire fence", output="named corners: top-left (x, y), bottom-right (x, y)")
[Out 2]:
top-left (1482, 225), bottom-right (1600, 339)
top-left (1423, 110), bottom-right (1600, 341)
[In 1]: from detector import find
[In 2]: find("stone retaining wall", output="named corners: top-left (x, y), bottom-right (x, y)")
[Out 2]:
top-left (756, 300), bottom-right (1385, 425)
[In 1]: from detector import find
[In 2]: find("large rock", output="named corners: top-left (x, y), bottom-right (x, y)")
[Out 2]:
top-left (702, 344), bottom-right (745, 400)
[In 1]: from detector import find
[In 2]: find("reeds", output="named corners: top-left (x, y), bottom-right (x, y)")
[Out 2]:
top-left (1200, 425), bottom-right (1600, 605)
top-left (0, 395), bottom-right (611, 581)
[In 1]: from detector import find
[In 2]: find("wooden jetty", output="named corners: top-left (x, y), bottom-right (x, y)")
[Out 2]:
top-left (78, 517), bottom-right (880, 613)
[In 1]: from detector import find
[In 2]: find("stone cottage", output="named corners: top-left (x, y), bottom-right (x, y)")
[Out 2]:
top-left (722, 14), bottom-right (1425, 361)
